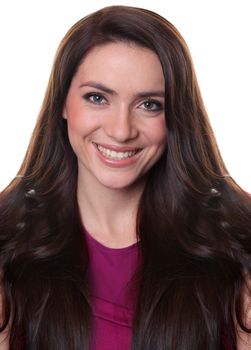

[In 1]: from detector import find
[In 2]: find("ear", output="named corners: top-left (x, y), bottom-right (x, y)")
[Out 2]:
top-left (62, 107), bottom-right (67, 119)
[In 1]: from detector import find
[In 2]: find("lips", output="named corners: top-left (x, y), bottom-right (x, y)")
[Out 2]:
top-left (94, 143), bottom-right (142, 161)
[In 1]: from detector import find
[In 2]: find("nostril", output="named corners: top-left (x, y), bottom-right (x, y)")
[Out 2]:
top-left (104, 118), bottom-right (138, 142)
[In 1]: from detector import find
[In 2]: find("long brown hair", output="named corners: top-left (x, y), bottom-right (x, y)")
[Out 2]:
top-left (1, 5), bottom-right (251, 349)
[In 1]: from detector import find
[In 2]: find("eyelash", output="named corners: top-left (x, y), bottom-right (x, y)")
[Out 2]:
top-left (82, 92), bottom-right (164, 112)
top-left (141, 99), bottom-right (163, 112)
top-left (83, 93), bottom-right (107, 104)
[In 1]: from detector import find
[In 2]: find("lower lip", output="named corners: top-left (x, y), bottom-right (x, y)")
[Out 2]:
top-left (94, 144), bottom-right (142, 168)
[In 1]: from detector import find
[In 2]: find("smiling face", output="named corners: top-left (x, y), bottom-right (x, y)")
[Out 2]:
top-left (64, 41), bottom-right (167, 191)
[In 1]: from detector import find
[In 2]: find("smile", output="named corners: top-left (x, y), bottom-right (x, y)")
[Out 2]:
top-left (96, 144), bottom-right (141, 160)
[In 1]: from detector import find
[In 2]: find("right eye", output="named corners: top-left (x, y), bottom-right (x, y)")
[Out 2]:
top-left (83, 93), bottom-right (107, 105)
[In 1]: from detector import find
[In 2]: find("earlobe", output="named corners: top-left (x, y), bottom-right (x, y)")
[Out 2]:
top-left (62, 108), bottom-right (67, 119)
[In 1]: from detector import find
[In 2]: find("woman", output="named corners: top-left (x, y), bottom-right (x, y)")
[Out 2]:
top-left (1, 5), bottom-right (251, 349)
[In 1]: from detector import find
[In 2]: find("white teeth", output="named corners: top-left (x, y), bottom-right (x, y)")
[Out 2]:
top-left (97, 144), bottom-right (138, 160)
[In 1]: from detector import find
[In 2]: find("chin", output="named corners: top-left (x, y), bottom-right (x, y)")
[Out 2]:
top-left (101, 181), bottom-right (134, 190)
top-left (98, 174), bottom-right (145, 191)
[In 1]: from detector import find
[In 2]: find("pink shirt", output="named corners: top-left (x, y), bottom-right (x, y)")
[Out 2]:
top-left (16, 230), bottom-right (232, 349)
top-left (85, 231), bottom-right (142, 350)
top-left (85, 231), bottom-right (233, 349)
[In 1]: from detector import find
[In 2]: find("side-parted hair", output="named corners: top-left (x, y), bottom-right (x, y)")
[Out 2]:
top-left (1, 5), bottom-right (251, 349)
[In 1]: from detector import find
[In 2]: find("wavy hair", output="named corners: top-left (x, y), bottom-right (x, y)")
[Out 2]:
top-left (1, 5), bottom-right (251, 349)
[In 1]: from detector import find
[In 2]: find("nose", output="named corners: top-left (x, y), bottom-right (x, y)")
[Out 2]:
top-left (103, 105), bottom-right (139, 142)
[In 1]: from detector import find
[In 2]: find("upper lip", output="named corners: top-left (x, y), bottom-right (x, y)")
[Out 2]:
top-left (93, 142), bottom-right (142, 152)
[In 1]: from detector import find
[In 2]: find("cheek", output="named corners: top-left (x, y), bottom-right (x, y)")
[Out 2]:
top-left (67, 116), bottom-right (83, 134)
top-left (147, 118), bottom-right (167, 146)
top-left (65, 96), bottom-right (102, 136)
top-left (65, 93), bottom-right (89, 133)
top-left (66, 110), bottom-right (98, 138)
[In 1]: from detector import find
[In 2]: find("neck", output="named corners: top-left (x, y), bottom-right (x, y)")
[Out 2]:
top-left (77, 171), bottom-right (144, 248)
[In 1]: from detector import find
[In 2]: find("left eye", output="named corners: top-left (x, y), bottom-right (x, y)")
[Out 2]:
top-left (140, 100), bottom-right (163, 111)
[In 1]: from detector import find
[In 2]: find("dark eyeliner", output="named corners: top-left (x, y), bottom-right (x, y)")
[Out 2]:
top-left (82, 92), bottom-right (106, 104)
top-left (143, 99), bottom-right (164, 111)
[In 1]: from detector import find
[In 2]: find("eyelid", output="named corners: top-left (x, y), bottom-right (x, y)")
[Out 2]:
top-left (138, 98), bottom-right (164, 111)
top-left (82, 92), bottom-right (164, 111)
top-left (82, 92), bottom-right (108, 104)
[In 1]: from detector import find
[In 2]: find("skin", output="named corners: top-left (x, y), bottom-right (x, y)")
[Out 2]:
top-left (64, 42), bottom-right (166, 191)
top-left (64, 42), bottom-right (166, 247)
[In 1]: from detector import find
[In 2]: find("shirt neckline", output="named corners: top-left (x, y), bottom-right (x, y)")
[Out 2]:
top-left (84, 229), bottom-right (140, 255)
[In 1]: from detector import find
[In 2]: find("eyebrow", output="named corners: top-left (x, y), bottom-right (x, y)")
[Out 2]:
top-left (78, 81), bottom-right (165, 98)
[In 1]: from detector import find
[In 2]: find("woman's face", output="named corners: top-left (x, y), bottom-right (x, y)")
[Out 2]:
top-left (64, 42), bottom-right (166, 190)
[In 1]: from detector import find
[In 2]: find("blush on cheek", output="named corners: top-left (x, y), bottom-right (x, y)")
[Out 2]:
top-left (66, 116), bottom-right (81, 130)
top-left (149, 122), bottom-right (167, 144)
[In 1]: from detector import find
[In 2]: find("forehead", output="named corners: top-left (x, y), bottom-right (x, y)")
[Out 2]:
top-left (72, 42), bottom-right (164, 91)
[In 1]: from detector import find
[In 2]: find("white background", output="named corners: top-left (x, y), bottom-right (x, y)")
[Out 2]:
top-left (0, 0), bottom-right (250, 192)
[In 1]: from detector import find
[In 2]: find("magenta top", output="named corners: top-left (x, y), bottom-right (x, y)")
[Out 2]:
top-left (85, 230), bottom-right (142, 350)
top-left (15, 230), bottom-right (232, 349)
